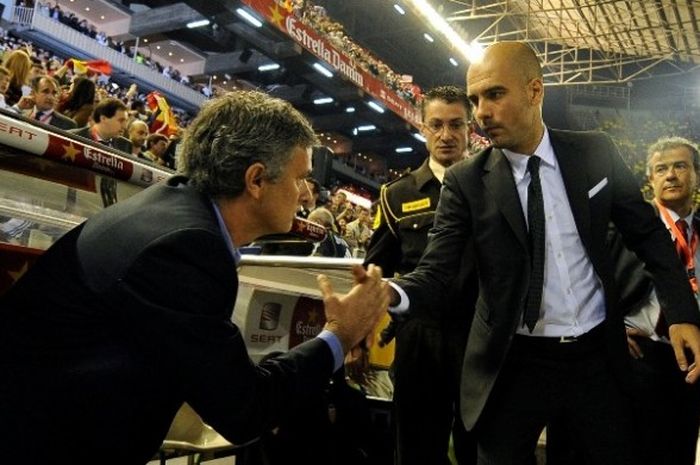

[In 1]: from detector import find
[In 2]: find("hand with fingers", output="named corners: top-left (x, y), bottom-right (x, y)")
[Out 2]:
top-left (669, 323), bottom-right (700, 383)
top-left (317, 264), bottom-right (390, 354)
top-left (625, 327), bottom-right (648, 359)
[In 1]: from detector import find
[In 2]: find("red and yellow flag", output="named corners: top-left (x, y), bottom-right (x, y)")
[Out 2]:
top-left (146, 91), bottom-right (178, 137)
top-left (64, 58), bottom-right (112, 76)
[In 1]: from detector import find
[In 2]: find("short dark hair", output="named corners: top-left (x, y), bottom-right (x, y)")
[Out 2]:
top-left (178, 90), bottom-right (317, 198)
top-left (146, 133), bottom-right (168, 149)
top-left (92, 97), bottom-right (127, 123)
top-left (31, 75), bottom-right (59, 92)
top-left (420, 86), bottom-right (470, 120)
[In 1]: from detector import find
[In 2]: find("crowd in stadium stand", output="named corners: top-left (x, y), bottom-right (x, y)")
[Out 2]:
top-left (29, 1), bottom-right (212, 96)
top-left (291, 0), bottom-right (423, 106)
top-left (0, 30), bottom-right (189, 168)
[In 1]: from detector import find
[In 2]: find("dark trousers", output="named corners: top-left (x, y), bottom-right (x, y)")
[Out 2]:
top-left (547, 337), bottom-right (700, 465)
top-left (392, 318), bottom-right (476, 465)
top-left (475, 326), bottom-right (639, 465)
top-left (627, 337), bottom-right (700, 465)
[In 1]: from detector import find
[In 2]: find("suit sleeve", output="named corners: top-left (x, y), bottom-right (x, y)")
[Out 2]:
top-left (606, 136), bottom-right (700, 325)
top-left (393, 168), bottom-right (472, 313)
top-left (114, 229), bottom-right (334, 444)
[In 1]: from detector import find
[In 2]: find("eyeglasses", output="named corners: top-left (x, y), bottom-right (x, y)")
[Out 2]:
top-left (423, 120), bottom-right (467, 135)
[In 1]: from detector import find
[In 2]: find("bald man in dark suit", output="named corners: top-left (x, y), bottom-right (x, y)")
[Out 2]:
top-left (389, 42), bottom-right (700, 465)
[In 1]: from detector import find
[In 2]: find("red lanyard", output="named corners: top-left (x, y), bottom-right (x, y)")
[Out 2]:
top-left (656, 199), bottom-right (698, 293)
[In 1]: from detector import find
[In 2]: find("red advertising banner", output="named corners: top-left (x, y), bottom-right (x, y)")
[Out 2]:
top-left (242, 0), bottom-right (421, 128)
top-left (0, 112), bottom-right (171, 187)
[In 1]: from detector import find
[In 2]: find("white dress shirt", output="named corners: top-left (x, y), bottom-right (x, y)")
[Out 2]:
top-left (503, 129), bottom-right (606, 337)
top-left (625, 209), bottom-right (700, 343)
top-left (390, 129), bottom-right (607, 337)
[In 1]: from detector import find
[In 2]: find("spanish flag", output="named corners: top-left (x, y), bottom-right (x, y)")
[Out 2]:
top-left (146, 91), bottom-right (179, 137)
top-left (64, 58), bottom-right (112, 76)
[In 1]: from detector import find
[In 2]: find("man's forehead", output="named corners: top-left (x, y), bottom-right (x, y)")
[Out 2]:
top-left (37, 80), bottom-right (58, 91)
top-left (424, 100), bottom-right (468, 120)
top-left (652, 147), bottom-right (693, 162)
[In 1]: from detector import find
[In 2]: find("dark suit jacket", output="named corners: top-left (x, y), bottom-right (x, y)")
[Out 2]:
top-left (46, 111), bottom-right (77, 130)
top-left (70, 125), bottom-right (133, 154)
top-left (0, 176), bottom-right (334, 463)
top-left (609, 213), bottom-right (700, 315)
top-left (395, 129), bottom-right (700, 429)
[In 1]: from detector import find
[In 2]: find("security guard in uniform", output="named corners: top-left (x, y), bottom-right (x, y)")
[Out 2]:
top-left (365, 86), bottom-right (478, 465)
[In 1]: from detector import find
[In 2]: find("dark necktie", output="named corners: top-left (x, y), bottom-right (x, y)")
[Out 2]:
top-left (34, 111), bottom-right (44, 121)
top-left (676, 219), bottom-right (690, 261)
top-left (656, 219), bottom-right (690, 337)
top-left (524, 155), bottom-right (545, 332)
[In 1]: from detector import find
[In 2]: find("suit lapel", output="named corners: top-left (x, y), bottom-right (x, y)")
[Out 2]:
top-left (482, 148), bottom-right (528, 250)
top-left (550, 130), bottom-right (593, 251)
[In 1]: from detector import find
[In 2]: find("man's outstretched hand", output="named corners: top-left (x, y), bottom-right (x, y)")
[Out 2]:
top-left (318, 264), bottom-right (389, 353)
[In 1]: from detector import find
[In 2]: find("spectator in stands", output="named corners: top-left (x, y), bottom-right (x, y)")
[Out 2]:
top-left (127, 119), bottom-right (149, 157)
top-left (3, 49), bottom-right (31, 106)
top-left (58, 76), bottom-right (95, 127)
top-left (28, 58), bottom-right (43, 82)
top-left (16, 75), bottom-right (76, 130)
top-left (70, 97), bottom-right (131, 153)
top-left (299, 177), bottom-right (321, 218)
top-left (0, 66), bottom-right (12, 109)
top-left (140, 133), bottom-right (168, 165)
top-left (344, 207), bottom-right (372, 256)
top-left (160, 127), bottom-right (183, 169)
top-left (129, 99), bottom-right (148, 121)
top-left (308, 207), bottom-right (351, 258)
top-left (330, 190), bottom-right (347, 217)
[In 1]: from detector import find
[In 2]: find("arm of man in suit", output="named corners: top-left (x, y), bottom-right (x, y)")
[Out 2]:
top-left (116, 230), bottom-right (388, 444)
top-left (605, 135), bottom-right (700, 381)
top-left (392, 167), bottom-right (471, 314)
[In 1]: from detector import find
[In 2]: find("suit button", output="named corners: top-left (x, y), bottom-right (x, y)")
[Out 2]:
top-left (413, 223), bottom-right (418, 229)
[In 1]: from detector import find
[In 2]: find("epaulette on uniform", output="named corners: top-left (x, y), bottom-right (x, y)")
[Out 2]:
top-left (378, 170), bottom-right (412, 237)
top-left (383, 168), bottom-right (412, 189)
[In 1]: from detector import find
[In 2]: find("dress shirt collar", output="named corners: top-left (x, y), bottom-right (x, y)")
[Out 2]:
top-left (210, 199), bottom-right (241, 265)
top-left (501, 128), bottom-right (555, 180)
top-left (658, 206), bottom-right (694, 240)
top-left (33, 107), bottom-right (54, 119)
top-left (428, 157), bottom-right (447, 183)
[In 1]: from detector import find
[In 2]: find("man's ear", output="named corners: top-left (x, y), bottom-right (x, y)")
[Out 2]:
top-left (529, 78), bottom-right (544, 105)
top-left (244, 162), bottom-right (266, 200)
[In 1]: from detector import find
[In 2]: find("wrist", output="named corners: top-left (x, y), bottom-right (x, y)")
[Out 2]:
top-left (323, 321), bottom-right (351, 353)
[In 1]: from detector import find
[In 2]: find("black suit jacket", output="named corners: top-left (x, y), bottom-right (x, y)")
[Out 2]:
top-left (395, 129), bottom-right (700, 429)
top-left (610, 212), bottom-right (700, 316)
top-left (70, 125), bottom-right (133, 154)
top-left (0, 176), bottom-right (334, 463)
top-left (47, 111), bottom-right (77, 130)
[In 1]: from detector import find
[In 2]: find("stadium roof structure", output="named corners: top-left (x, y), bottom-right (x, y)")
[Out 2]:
top-left (444, 0), bottom-right (700, 85)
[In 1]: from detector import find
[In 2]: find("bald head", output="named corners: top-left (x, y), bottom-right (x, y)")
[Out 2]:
top-left (466, 41), bottom-right (545, 155)
top-left (128, 119), bottom-right (149, 149)
top-left (481, 42), bottom-right (542, 84)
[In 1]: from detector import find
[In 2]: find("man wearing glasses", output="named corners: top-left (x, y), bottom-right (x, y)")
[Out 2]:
top-left (365, 86), bottom-right (477, 465)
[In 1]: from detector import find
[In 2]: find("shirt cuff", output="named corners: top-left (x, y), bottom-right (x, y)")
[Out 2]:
top-left (388, 281), bottom-right (410, 315)
top-left (317, 329), bottom-right (344, 372)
